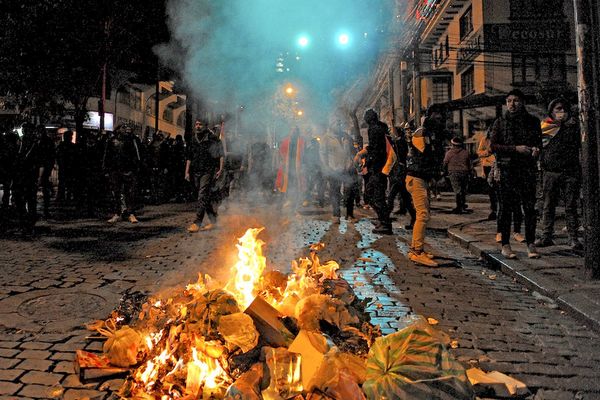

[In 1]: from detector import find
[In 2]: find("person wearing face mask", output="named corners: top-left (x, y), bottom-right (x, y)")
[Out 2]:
top-left (534, 98), bottom-right (583, 250)
top-left (491, 89), bottom-right (542, 259)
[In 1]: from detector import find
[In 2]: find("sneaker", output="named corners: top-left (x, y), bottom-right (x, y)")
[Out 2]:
top-left (408, 250), bottom-right (439, 267)
top-left (512, 232), bottom-right (526, 243)
top-left (332, 216), bottom-right (341, 224)
top-left (302, 200), bottom-right (309, 207)
top-left (199, 223), bottom-right (214, 231)
top-left (128, 214), bottom-right (138, 224)
top-left (569, 239), bottom-right (584, 251)
top-left (451, 208), bottom-right (463, 214)
top-left (436, 194), bottom-right (442, 201)
top-left (107, 214), bottom-right (120, 224)
top-left (495, 233), bottom-right (502, 243)
top-left (187, 223), bottom-right (200, 233)
top-left (372, 225), bottom-right (393, 235)
top-left (362, 204), bottom-right (371, 210)
top-left (527, 244), bottom-right (541, 259)
top-left (487, 212), bottom-right (497, 221)
top-left (534, 237), bottom-right (554, 247)
top-left (346, 215), bottom-right (357, 223)
top-left (501, 244), bottom-right (517, 259)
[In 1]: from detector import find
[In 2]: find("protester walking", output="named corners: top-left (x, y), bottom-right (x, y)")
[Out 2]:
top-left (103, 125), bottom-right (142, 224)
top-left (321, 125), bottom-right (357, 224)
top-left (443, 136), bottom-right (471, 214)
top-left (354, 109), bottom-right (394, 234)
top-left (186, 120), bottom-right (224, 232)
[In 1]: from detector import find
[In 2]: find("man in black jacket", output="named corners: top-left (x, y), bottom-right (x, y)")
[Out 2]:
top-left (355, 109), bottom-right (392, 234)
top-left (185, 119), bottom-right (224, 233)
top-left (103, 125), bottom-right (142, 224)
top-left (491, 90), bottom-right (542, 259)
top-left (535, 98), bottom-right (583, 250)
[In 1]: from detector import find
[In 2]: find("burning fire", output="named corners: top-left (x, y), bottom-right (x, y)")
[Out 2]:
top-left (112, 227), bottom-right (356, 399)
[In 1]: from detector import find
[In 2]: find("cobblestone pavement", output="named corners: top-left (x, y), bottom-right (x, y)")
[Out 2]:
top-left (0, 197), bottom-right (598, 399)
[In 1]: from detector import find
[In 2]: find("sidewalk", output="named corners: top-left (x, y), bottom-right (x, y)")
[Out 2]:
top-left (445, 197), bottom-right (600, 332)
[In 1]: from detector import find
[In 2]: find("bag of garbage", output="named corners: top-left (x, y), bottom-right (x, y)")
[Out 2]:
top-left (261, 347), bottom-right (303, 400)
top-left (295, 294), bottom-right (359, 332)
top-left (98, 320), bottom-right (143, 368)
top-left (189, 289), bottom-right (240, 331)
top-left (218, 312), bottom-right (259, 353)
top-left (362, 318), bottom-right (474, 400)
top-left (308, 349), bottom-right (366, 400)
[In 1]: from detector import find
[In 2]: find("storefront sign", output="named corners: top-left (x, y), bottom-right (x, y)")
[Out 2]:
top-left (484, 23), bottom-right (570, 52)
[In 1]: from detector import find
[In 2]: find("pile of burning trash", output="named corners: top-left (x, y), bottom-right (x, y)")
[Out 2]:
top-left (80, 228), bottom-right (476, 399)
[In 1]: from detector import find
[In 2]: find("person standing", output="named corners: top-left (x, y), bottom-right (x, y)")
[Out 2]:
top-left (37, 126), bottom-right (55, 219)
top-left (185, 120), bottom-right (224, 232)
top-left (103, 125), bottom-right (142, 224)
top-left (491, 90), bottom-right (542, 259)
top-left (405, 116), bottom-right (439, 267)
top-left (275, 127), bottom-right (306, 209)
top-left (535, 98), bottom-right (583, 250)
top-left (303, 137), bottom-right (325, 207)
top-left (477, 129), bottom-right (497, 220)
top-left (443, 136), bottom-right (471, 214)
top-left (12, 123), bottom-right (43, 235)
top-left (321, 125), bottom-right (357, 224)
top-left (354, 109), bottom-right (393, 234)
top-left (0, 129), bottom-right (18, 210)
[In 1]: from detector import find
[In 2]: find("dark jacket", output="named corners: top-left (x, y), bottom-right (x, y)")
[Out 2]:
top-left (406, 129), bottom-right (436, 180)
top-left (490, 109), bottom-right (542, 170)
top-left (540, 119), bottom-right (580, 175)
top-left (366, 120), bottom-right (388, 174)
top-left (103, 132), bottom-right (142, 173)
top-left (443, 147), bottom-right (471, 173)
top-left (186, 129), bottom-right (224, 175)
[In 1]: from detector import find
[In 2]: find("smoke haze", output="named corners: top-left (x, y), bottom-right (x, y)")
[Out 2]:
top-left (158, 0), bottom-right (393, 131)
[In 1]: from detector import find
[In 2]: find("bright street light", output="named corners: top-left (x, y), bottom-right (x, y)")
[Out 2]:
top-left (298, 35), bottom-right (310, 48)
top-left (285, 85), bottom-right (295, 95)
top-left (338, 33), bottom-right (350, 46)
top-left (297, 110), bottom-right (304, 116)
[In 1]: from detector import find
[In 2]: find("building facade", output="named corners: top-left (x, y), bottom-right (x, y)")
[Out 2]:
top-left (359, 0), bottom-right (577, 145)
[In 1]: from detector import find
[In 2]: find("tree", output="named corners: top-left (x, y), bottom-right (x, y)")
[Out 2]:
top-left (0, 0), bottom-right (169, 130)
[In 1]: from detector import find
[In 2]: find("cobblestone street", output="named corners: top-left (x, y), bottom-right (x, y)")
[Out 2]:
top-left (1, 197), bottom-right (599, 399)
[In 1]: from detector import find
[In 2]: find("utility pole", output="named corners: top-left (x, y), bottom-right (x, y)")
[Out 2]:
top-left (573, 0), bottom-right (600, 278)
top-left (154, 64), bottom-right (160, 135)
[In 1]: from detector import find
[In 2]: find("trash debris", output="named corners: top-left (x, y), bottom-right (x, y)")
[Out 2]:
top-left (467, 367), bottom-right (529, 397)
top-left (363, 318), bottom-right (473, 400)
top-left (427, 317), bottom-right (439, 325)
top-left (218, 312), bottom-right (259, 353)
top-left (97, 321), bottom-right (143, 368)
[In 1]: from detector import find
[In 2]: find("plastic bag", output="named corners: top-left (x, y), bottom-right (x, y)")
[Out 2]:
top-left (295, 294), bottom-right (359, 332)
top-left (99, 320), bottom-right (143, 368)
top-left (362, 318), bottom-right (474, 400)
top-left (224, 363), bottom-right (264, 400)
top-left (308, 349), bottom-right (366, 400)
top-left (218, 312), bottom-right (259, 353)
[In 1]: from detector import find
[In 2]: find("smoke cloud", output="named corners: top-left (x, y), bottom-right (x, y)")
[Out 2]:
top-left (158, 0), bottom-right (393, 132)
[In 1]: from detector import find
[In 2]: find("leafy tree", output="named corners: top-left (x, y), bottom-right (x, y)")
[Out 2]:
top-left (0, 0), bottom-right (169, 131)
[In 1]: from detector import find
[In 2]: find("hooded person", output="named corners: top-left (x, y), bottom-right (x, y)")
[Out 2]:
top-left (443, 136), bottom-right (471, 214)
top-left (535, 98), bottom-right (583, 250)
top-left (354, 109), bottom-right (394, 234)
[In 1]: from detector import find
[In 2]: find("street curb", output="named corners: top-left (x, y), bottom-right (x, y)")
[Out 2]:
top-left (447, 223), bottom-right (600, 333)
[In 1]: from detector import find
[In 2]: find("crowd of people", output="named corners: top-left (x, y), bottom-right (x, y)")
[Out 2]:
top-left (0, 90), bottom-right (586, 268)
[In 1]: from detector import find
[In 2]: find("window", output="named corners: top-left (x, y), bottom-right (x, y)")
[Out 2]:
top-left (163, 106), bottom-right (174, 123)
top-left (445, 36), bottom-right (450, 57)
top-left (461, 66), bottom-right (475, 97)
top-left (459, 7), bottom-right (473, 40)
top-left (512, 53), bottom-right (566, 84)
top-left (432, 78), bottom-right (450, 104)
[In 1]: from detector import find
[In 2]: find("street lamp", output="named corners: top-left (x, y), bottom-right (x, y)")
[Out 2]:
top-left (298, 35), bottom-right (310, 48)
